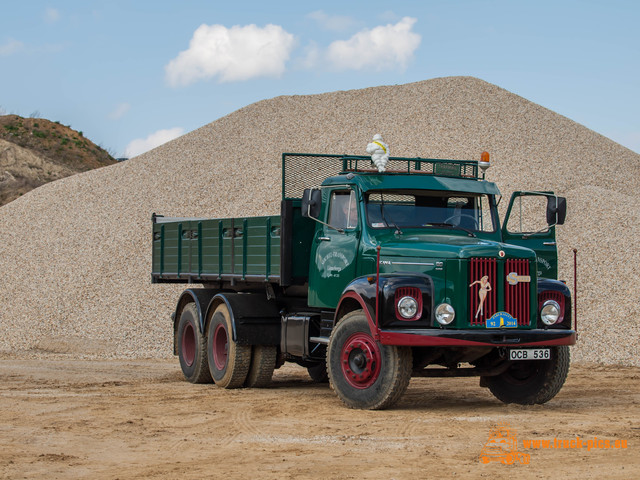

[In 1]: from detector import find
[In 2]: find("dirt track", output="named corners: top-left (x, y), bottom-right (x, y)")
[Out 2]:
top-left (0, 358), bottom-right (637, 479)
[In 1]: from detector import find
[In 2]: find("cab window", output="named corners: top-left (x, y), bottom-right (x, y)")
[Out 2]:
top-left (365, 190), bottom-right (496, 233)
top-left (505, 194), bottom-right (550, 234)
top-left (328, 191), bottom-right (357, 230)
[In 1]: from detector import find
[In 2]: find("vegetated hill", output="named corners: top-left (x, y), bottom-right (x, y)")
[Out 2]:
top-left (0, 115), bottom-right (116, 206)
top-left (0, 76), bottom-right (638, 366)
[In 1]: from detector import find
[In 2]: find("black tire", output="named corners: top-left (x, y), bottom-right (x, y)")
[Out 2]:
top-left (245, 345), bottom-right (277, 388)
top-left (307, 361), bottom-right (329, 383)
top-left (206, 303), bottom-right (252, 389)
top-left (327, 310), bottom-right (412, 410)
top-left (483, 346), bottom-right (570, 404)
top-left (177, 303), bottom-right (212, 384)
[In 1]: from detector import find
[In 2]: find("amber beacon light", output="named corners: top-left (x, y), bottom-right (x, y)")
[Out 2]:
top-left (479, 151), bottom-right (491, 175)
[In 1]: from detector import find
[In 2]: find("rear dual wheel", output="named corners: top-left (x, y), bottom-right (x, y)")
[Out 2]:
top-left (179, 301), bottom-right (277, 389)
top-left (177, 303), bottom-right (213, 384)
top-left (245, 345), bottom-right (277, 388)
top-left (206, 303), bottom-right (252, 389)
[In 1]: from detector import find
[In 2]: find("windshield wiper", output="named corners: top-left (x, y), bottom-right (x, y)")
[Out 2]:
top-left (380, 194), bottom-right (403, 235)
top-left (424, 222), bottom-right (476, 238)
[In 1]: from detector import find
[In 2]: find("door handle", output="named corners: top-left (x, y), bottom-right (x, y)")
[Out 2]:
top-left (318, 236), bottom-right (331, 242)
top-left (543, 242), bottom-right (556, 246)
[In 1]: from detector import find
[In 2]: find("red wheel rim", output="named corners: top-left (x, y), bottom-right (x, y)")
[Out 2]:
top-left (181, 322), bottom-right (196, 367)
top-left (212, 323), bottom-right (228, 370)
top-left (341, 332), bottom-right (381, 389)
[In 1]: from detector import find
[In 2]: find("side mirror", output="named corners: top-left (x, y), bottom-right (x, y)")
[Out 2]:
top-left (546, 196), bottom-right (567, 225)
top-left (301, 188), bottom-right (322, 219)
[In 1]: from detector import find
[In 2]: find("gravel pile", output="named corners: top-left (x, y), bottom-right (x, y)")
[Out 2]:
top-left (0, 76), bottom-right (638, 365)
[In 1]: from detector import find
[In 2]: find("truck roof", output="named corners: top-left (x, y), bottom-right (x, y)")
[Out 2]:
top-left (322, 172), bottom-right (500, 195)
top-left (282, 152), bottom-right (499, 199)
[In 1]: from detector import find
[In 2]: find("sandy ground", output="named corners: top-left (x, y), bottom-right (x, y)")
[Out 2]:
top-left (0, 358), bottom-right (637, 479)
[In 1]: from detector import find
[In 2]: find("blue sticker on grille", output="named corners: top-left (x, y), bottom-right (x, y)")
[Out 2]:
top-left (486, 312), bottom-right (517, 328)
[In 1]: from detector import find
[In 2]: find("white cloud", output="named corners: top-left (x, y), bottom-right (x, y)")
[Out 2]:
top-left (124, 127), bottom-right (184, 158)
top-left (0, 39), bottom-right (24, 56)
top-left (325, 17), bottom-right (420, 71)
top-left (44, 8), bottom-right (60, 24)
top-left (165, 23), bottom-right (295, 86)
top-left (307, 10), bottom-right (356, 31)
top-left (108, 102), bottom-right (131, 120)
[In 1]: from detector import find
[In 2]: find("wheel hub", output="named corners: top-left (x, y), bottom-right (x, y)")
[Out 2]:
top-left (353, 353), bottom-right (366, 369)
top-left (341, 333), bottom-right (382, 389)
top-left (213, 323), bottom-right (228, 370)
top-left (181, 323), bottom-right (196, 367)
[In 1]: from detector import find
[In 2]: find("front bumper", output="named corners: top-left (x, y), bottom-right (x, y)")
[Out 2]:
top-left (378, 328), bottom-right (576, 347)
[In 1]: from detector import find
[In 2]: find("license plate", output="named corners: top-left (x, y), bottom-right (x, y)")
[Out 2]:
top-left (509, 348), bottom-right (550, 361)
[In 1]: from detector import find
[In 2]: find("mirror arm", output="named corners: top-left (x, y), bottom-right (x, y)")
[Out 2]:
top-left (310, 216), bottom-right (345, 234)
top-left (306, 204), bottom-right (345, 234)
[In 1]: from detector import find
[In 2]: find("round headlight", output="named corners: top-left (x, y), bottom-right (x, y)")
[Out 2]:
top-left (540, 300), bottom-right (561, 326)
top-left (435, 303), bottom-right (455, 325)
top-left (397, 296), bottom-right (419, 319)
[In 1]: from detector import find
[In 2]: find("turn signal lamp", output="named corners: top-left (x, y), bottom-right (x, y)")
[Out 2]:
top-left (479, 151), bottom-right (491, 173)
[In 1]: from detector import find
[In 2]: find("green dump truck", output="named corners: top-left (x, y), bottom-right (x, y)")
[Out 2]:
top-left (152, 152), bottom-right (575, 409)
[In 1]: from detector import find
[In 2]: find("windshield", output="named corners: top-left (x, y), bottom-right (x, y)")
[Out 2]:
top-left (365, 190), bottom-right (496, 233)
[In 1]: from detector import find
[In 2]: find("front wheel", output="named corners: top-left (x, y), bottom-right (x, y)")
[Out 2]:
top-left (483, 346), bottom-right (570, 404)
top-left (327, 310), bottom-right (412, 410)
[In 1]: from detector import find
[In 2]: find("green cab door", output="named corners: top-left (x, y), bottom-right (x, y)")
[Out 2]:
top-left (308, 188), bottom-right (361, 308)
top-left (502, 191), bottom-right (566, 280)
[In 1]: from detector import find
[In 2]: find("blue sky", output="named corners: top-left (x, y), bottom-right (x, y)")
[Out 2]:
top-left (1, 0), bottom-right (638, 157)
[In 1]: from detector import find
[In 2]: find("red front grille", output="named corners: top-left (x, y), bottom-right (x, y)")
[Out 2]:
top-left (505, 259), bottom-right (531, 326)
top-left (469, 258), bottom-right (497, 325)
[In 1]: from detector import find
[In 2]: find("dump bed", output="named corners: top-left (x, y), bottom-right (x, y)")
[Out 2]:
top-left (152, 200), bottom-right (315, 285)
top-left (152, 215), bottom-right (282, 284)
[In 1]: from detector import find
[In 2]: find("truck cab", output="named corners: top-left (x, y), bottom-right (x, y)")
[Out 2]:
top-left (301, 156), bottom-right (570, 338)
top-left (297, 154), bottom-right (573, 408)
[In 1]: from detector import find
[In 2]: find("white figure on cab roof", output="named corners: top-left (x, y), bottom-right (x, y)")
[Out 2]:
top-left (366, 134), bottom-right (390, 172)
